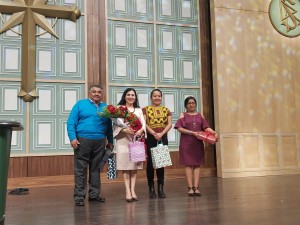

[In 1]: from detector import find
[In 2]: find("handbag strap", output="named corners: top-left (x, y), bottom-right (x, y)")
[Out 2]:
top-left (131, 135), bottom-right (142, 143)
top-left (157, 141), bottom-right (163, 146)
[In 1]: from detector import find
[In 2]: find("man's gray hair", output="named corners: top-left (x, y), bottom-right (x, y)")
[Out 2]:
top-left (89, 84), bottom-right (103, 91)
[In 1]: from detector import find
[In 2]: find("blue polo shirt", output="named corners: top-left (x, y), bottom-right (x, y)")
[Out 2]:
top-left (67, 99), bottom-right (113, 143)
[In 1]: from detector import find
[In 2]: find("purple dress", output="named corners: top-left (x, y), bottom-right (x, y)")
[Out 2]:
top-left (174, 113), bottom-right (209, 166)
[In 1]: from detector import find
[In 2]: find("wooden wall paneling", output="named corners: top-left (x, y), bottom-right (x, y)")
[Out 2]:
top-left (86, 0), bottom-right (107, 100)
top-left (8, 157), bottom-right (28, 178)
top-left (222, 137), bottom-right (240, 170)
top-left (60, 155), bottom-right (74, 175)
top-left (198, 0), bottom-right (216, 169)
top-left (262, 136), bottom-right (278, 168)
top-left (199, 0), bottom-right (214, 126)
top-left (7, 153), bottom-right (215, 180)
top-left (86, 0), bottom-right (98, 84)
top-left (27, 156), bottom-right (63, 177)
top-left (169, 152), bottom-right (184, 169)
top-left (99, 0), bottom-right (107, 95)
top-left (204, 146), bottom-right (216, 167)
top-left (86, 0), bottom-right (100, 84)
top-left (211, 0), bottom-right (300, 177)
top-left (243, 136), bottom-right (260, 169)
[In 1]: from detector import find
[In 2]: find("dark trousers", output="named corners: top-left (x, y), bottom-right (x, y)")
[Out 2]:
top-left (73, 137), bottom-right (106, 201)
top-left (146, 134), bottom-right (168, 185)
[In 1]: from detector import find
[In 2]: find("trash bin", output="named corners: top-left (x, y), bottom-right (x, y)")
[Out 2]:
top-left (0, 121), bottom-right (23, 225)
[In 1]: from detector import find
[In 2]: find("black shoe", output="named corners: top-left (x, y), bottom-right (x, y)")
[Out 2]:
top-left (149, 190), bottom-right (156, 198)
top-left (75, 199), bottom-right (85, 206)
top-left (88, 196), bottom-right (105, 202)
top-left (158, 184), bottom-right (166, 198)
top-left (132, 197), bottom-right (138, 201)
top-left (9, 188), bottom-right (29, 195)
top-left (149, 182), bottom-right (157, 198)
top-left (158, 192), bottom-right (166, 198)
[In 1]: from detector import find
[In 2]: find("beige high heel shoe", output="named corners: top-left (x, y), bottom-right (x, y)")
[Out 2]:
top-left (193, 187), bottom-right (201, 196)
top-left (188, 187), bottom-right (194, 196)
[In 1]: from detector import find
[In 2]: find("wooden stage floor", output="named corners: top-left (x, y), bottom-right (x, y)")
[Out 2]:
top-left (5, 175), bottom-right (300, 225)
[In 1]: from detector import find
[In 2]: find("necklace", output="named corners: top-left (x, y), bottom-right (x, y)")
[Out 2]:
top-left (192, 115), bottom-right (196, 129)
top-left (128, 107), bottom-right (135, 113)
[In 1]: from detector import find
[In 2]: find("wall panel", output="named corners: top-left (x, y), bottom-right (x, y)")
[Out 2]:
top-left (211, 0), bottom-right (300, 177)
top-left (8, 153), bottom-right (216, 178)
top-left (221, 137), bottom-right (240, 170)
top-left (5, 0), bottom-right (216, 178)
top-left (243, 136), bottom-right (259, 169)
top-left (8, 157), bottom-right (28, 178)
top-left (281, 136), bottom-right (297, 167)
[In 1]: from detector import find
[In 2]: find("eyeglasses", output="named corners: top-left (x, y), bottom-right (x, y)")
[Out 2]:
top-left (187, 102), bottom-right (196, 105)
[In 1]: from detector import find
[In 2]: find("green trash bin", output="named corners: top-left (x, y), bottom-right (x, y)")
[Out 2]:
top-left (0, 121), bottom-right (23, 225)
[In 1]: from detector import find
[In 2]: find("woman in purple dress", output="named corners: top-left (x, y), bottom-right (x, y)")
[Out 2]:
top-left (174, 96), bottom-right (218, 196)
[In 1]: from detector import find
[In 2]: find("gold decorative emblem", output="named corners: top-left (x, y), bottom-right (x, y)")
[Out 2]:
top-left (269, 0), bottom-right (300, 37)
top-left (0, 0), bottom-right (81, 102)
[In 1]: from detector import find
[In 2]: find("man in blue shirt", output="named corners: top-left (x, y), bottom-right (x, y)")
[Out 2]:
top-left (67, 84), bottom-right (114, 206)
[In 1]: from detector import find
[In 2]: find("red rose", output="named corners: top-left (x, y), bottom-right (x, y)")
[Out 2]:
top-left (119, 106), bottom-right (128, 112)
top-left (107, 105), bottom-right (116, 113)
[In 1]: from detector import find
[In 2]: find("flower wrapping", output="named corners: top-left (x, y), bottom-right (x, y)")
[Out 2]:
top-left (150, 143), bottom-right (172, 169)
top-left (197, 131), bottom-right (217, 144)
top-left (128, 136), bottom-right (146, 162)
top-left (111, 118), bottom-right (128, 128)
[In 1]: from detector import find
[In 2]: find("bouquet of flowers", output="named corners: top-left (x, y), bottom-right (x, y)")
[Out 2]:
top-left (99, 105), bottom-right (142, 132)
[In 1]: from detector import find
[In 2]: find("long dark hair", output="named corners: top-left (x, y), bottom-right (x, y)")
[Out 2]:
top-left (118, 88), bottom-right (140, 108)
top-left (184, 96), bottom-right (197, 109)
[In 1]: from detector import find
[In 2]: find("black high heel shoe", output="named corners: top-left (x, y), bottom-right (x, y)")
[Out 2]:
top-left (132, 197), bottom-right (138, 201)
top-left (126, 193), bottom-right (133, 202)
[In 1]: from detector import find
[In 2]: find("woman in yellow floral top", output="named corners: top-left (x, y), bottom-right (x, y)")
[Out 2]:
top-left (143, 89), bottom-right (172, 198)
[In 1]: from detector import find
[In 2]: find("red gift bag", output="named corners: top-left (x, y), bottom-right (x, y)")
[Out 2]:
top-left (197, 131), bottom-right (217, 144)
